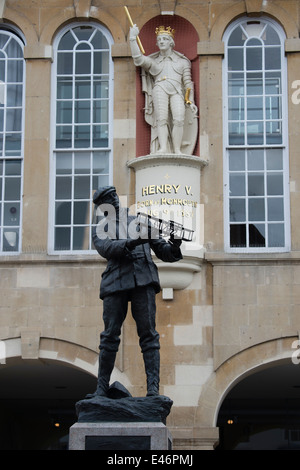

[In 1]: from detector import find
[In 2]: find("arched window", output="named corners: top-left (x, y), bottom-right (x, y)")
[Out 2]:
top-left (50, 23), bottom-right (113, 252)
top-left (0, 28), bottom-right (25, 253)
top-left (223, 18), bottom-right (290, 252)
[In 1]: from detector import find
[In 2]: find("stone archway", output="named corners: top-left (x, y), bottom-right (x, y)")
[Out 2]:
top-left (216, 358), bottom-right (300, 450)
top-left (0, 337), bottom-right (131, 449)
top-left (194, 337), bottom-right (298, 443)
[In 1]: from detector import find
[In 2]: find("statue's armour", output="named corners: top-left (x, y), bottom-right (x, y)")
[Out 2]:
top-left (153, 57), bottom-right (184, 96)
top-left (148, 53), bottom-right (192, 96)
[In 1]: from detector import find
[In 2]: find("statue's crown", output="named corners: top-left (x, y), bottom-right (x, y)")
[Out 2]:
top-left (155, 26), bottom-right (175, 38)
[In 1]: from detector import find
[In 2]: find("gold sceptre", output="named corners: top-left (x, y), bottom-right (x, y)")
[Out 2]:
top-left (185, 88), bottom-right (192, 105)
top-left (124, 5), bottom-right (145, 54)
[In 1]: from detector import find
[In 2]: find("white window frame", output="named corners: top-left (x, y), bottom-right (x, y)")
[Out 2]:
top-left (223, 17), bottom-right (290, 253)
top-left (49, 22), bottom-right (114, 254)
top-left (0, 26), bottom-right (26, 255)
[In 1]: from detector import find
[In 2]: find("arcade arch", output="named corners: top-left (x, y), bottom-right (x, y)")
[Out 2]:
top-left (0, 337), bottom-right (130, 449)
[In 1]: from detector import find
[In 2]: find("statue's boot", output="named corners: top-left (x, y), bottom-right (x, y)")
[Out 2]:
top-left (143, 349), bottom-right (160, 397)
top-left (95, 349), bottom-right (117, 397)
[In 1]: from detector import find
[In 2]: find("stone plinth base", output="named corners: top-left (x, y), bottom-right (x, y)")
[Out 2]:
top-left (69, 422), bottom-right (172, 450)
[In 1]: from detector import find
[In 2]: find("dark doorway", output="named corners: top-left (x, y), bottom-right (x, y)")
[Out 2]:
top-left (0, 357), bottom-right (97, 450)
top-left (217, 362), bottom-right (300, 450)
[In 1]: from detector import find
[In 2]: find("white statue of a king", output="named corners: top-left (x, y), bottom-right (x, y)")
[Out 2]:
top-left (130, 24), bottom-right (198, 155)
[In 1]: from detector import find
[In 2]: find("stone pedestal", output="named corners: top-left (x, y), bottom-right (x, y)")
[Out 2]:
top-left (127, 154), bottom-right (207, 296)
top-left (69, 382), bottom-right (173, 450)
top-left (69, 422), bottom-right (172, 450)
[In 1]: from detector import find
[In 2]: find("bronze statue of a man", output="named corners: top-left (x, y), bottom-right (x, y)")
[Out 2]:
top-left (130, 24), bottom-right (198, 155)
top-left (92, 186), bottom-right (183, 397)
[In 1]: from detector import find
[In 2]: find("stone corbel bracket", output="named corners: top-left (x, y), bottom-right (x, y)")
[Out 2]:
top-left (155, 251), bottom-right (204, 300)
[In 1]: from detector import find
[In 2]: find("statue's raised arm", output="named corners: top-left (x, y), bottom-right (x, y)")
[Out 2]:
top-left (129, 24), bottom-right (198, 155)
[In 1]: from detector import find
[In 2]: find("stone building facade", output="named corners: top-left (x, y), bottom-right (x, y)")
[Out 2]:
top-left (1, 0), bottom-right (300, 450)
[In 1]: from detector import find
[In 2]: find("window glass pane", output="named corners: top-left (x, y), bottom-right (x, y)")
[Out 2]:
top-left (265, 73), bottom-right (281, 94)
top-left (265, 96), bottom-right (281, 120)
top-left (247, 96), bottom-right (263, 120)
top-left (75, 77), bottom-right (90, 99)
top-left (247, 149), bottom-right (264, 170)
top-left (4, 177), bottom-right (20, 200)
top-left (56, 153), bottom-right (72, 174)
top-left (74, 125), bottom-right (90, 148)
top-left (7, 84), bottom-right (22, 106)
top-left (230, 199), bottom-right (245, 221)
top-left (74, 201), bottom-right (89, 224)
top-left (74, 175), bottom-right (90, 199)
top-left (94, 80), bottom-right (109, 98)
top-left (248, 198), bottom-right (265, 221)
top-left (6, 109), bottom-right (22, 131)
top-left (3, 228), bottom-right (19, 251)
top-left (228, 74), bottom-right (244, 95)
top-left (229, 150), bottom-right (245, 171)
top-left (91, 30), bottom-right (108, 49)
top-left (230, 174), bottom-right (245, 196)
top-left (0, 60), bottom-right (5, 81)
top-left (57, 78), bottom-right (73, 99)
top-left (268, 223), bottom-right (284, 247)
top-left (267, 198), bottom-right (284, 221)
top-left (228, 26), bottom-right (245, 46)
top-left (55, 227), bottom-right (71, 250)
top-left (55, 176), bottom-right (72, 199)
top-left (93, 100), bottom-right (108, 123)
top-left (55, 201), bottom-right (71, 224)
top-left (73, 26), bottom-right (93, 42)
top-left (265, 47), bottom-right (281, 70)
top-left (57, 101), bottom-right (72, 124)
top-left (56, 125), bottom-right (72, 148)
top-left (265, 25), bottom-right (280, 45)
top-left (73, 226), bottom-right (89, 250)
top-left (249, 223), bottom-right (265, 247)
top-left (4, 202), bottom-right (20, 225)
top-left (229, 122), bottom-right (244, 145)
top-left (6, 133), bottom-right (21, 155)
top-left (229, 97), bottom-right (244, 120)
top-left (266, 149), bottom-right (282, 170)
top-left (246, 74), bottom-right (263, 95)
top-left (75, 51), bottom-right (91, 74)
top-left (7, 60), bottom-right (23, 82)
top-left (0, 110), bottom-right (3, 132)
top-left (246, 46), bottom-right (262, 70)
top-left (5, 160), bottom-right (21, 175)
top-left (0, 34), bottom-right (9, 49)
top-left (267, 174), bottom-right (283, 195)
top-left (93, 151), bottom-right (109, 173)
top-left (93, 173), bottom-right (109, 190)
top-left (57, 52), bottom-right (73, 74)
top-left (94, 51), bottom-right (109, 74)
top-left (266, 121), bottom-right (282, 144)
top-left (230, 224), bottom-right (246, 247)
top-left (58, 31), bottom-right (76, 50)
top-left (228, 49), bottom-right (243, 71)
top-left (248, 173), bottom-right (264, 196)
top-left (93, 124), bottom-right (108, 147)
top-left (75, 100), bottom-right (90, 123)
top-left (74, 153), bottom-right (90, 174)
top-left (247, 121), bottom-right (263, 144)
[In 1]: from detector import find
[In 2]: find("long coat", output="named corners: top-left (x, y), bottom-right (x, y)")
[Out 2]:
top-left (92, 210), bottom-right (182, 299)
